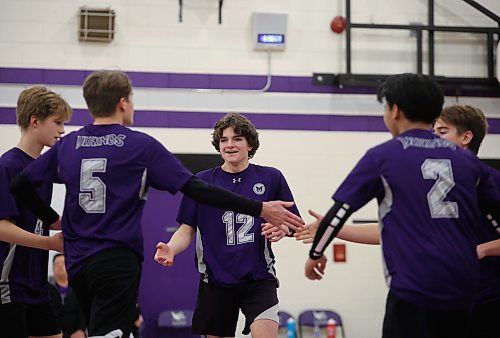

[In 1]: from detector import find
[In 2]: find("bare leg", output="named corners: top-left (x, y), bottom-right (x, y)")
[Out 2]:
top-left (250, 319), bottom-right (279, 338)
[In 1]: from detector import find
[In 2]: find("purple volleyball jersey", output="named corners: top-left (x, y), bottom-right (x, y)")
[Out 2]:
top-left (475, 166), bottom-right (500, 304)
top-left (333, 129), bottom-right (500, 310)
top-left (0, 148), bottom-right (52, 304)
top-left (177, 164), bottom-right (300, 287)
top-left (22, 124), bottom-right (193, 279)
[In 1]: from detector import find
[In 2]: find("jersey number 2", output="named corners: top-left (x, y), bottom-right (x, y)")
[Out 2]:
top-left (421, 159), bottom-right (459, 219)
top-left (79, 158), bottom-right (107, 213)
top-left (222, 211), bottom-right (255, 245)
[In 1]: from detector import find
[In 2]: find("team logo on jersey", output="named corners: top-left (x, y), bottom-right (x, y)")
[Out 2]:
top-left (253, 183), bottom-right (265, 195)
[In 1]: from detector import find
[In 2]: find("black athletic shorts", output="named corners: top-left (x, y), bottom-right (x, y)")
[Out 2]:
top-left (382, 290), bottom-right (471, 338)
top-left (70, 247), bottom-right (142, 337)
top-left (467, 299), bottom-right (500, 338)
top-left (0, 301), bottom-right (61, 338)
top-left (192, 278), bottom-right (279, 337)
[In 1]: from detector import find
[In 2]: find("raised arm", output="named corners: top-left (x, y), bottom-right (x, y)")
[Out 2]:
top-left (180, 176), bottom-right (303, 231)
top-left (304, 201), bottom-right (353, 280)
top-left (0, 219), bottom-right (63, 252)
top-left (9, 172), bottom-right (60, 225)
top-left (296, 209), bottom-right (380, 245)
top-left (154, 224), bottom-right (196, 267)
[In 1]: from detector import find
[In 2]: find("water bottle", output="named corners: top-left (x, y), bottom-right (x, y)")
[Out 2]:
top-left (312, 317), bottom-right (321, 337)
top-left (286, 317), bottom-right (296, 338)
top-left (326, 318), bottom-right (336, 338)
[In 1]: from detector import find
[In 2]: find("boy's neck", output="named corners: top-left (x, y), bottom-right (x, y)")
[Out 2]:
top-left (221, 161), bottom-right (249, 173)
top-left (396, 121), bottom-right (431, 135)
top-left (16, 133), bottom-right (43, 159)
top-left (94, 113), bottom-right (123, 125)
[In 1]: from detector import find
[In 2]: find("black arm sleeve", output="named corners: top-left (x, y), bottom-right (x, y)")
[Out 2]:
top-left (9, 173), bottom-right (59, 225)
top-left (309, 200), bottom-right (354, 259)
top-left (180, 176), bottom-right (263, 217)
top-left (482, 200), bottom-right (500, 232)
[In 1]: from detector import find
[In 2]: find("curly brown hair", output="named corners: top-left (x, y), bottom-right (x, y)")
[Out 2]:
top-left (211, 113), bottom-right (260, 158)
top-left (16, 86), bottom-right (72, 130)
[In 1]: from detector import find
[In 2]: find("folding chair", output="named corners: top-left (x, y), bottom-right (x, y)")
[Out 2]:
top-left (278, 310), bottom-right (296, 337)
top-left (298, 309), bottom-right (345, 337)
top-left (157, 309), bottom-right (198, 338)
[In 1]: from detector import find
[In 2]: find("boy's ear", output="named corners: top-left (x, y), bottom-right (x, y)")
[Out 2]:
top-left (117, 97), bottom-right (127, 112)
top-left (390, 103), bottom-right (401, 120)
top-left (461, 130), bottom-right (473, 147)
top-left (30, 115), bottom-right (39, 127)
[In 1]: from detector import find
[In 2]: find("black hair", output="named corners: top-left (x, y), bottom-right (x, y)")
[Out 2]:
top-left (377, 73), bottom-right (444, 124)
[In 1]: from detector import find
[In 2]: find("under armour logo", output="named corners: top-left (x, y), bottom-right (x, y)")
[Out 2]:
top-left (233, 178), bottom-right (241, 183)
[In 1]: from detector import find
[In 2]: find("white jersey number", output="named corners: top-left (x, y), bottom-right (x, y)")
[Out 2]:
top-left (222, 211), bottom-right (255, 245)
top-left (421, 159), bottom-right (459, 219)
top-left (79, 158), bottom-right (107, 213)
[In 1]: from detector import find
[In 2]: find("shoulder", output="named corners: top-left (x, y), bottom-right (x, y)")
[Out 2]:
top-left (196, 167), bottom-right (219, 179)
top-left (249, 163), bottom-right (283, 177)
top-left (0, 148), bottom-right (26, 172)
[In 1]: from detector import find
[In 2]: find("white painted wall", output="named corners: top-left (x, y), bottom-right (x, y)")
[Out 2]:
top-left (0, 0), bottom-right (498, 76)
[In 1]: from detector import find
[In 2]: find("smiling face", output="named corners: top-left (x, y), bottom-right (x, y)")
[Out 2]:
top-left (219, 126), bottom-right (251, 169)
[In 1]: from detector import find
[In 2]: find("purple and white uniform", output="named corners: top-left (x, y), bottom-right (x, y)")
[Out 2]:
top-left (475, 166), bottom-right (500, 305)
top-left (318, 129), bottom-right (499, 310)
top-left (22, 124), bottom-right (193, 279)
top-left (0, 148), bottom-right (51, 304)
top-left (177, 164), bottom-right (299, 286)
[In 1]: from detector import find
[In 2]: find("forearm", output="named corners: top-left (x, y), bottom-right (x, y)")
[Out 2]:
top-left (309, 201), bottom-right (353, 259)
top-left (0, 219), bottom-right (50, 250)
top-left (9, 173), bottom-right (59, 224)
top-left (167, 224), bottom-right (195, 255)
top-left (337, 223), bottom-right (380, 245)
top-left (180, 177), bottom-right (262, 216)
top-left (478, 239), bottom-right (500, 258)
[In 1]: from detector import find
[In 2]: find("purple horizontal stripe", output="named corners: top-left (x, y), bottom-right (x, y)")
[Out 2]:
top-left (0, 67), bottom-right (372, 94)
top-left (2, 107), bottom-right (500, 133)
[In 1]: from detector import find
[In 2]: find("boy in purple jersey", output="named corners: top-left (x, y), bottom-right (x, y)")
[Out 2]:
top-left (0, 86), bottom-right (71, 338)
top-left (10, 71), bottom-right (303, 338)
top-left (434, 105), bottom-right (500, 338)
top-left (299, 104), bottom-right (500, 337)
top-left (154, 113), bottom-right (300, 338)
top-left (304, 74), bottom-right (500, 338)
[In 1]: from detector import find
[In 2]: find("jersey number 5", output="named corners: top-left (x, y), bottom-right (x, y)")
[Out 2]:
top-left (79, 158), bottom-right (107, 214)
top-left (222, 211), bottom-right (255, 245)
top-left (421, 159), bottom-right (459, 219)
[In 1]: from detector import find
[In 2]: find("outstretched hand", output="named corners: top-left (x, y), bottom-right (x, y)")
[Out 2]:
top-left (154, 242), bottom-right (175, 267)
top-left (305, 255), bottom-right (327, 280)
top-left (261, 201), bottom-right (304, 232)
top-left (261, 223), bottom-right (289, 242)
top-left (294, 209), bottom-right (323, 244)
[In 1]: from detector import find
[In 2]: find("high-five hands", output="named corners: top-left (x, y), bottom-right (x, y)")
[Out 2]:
top-left (261, 223), bottom-right (289, 242)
